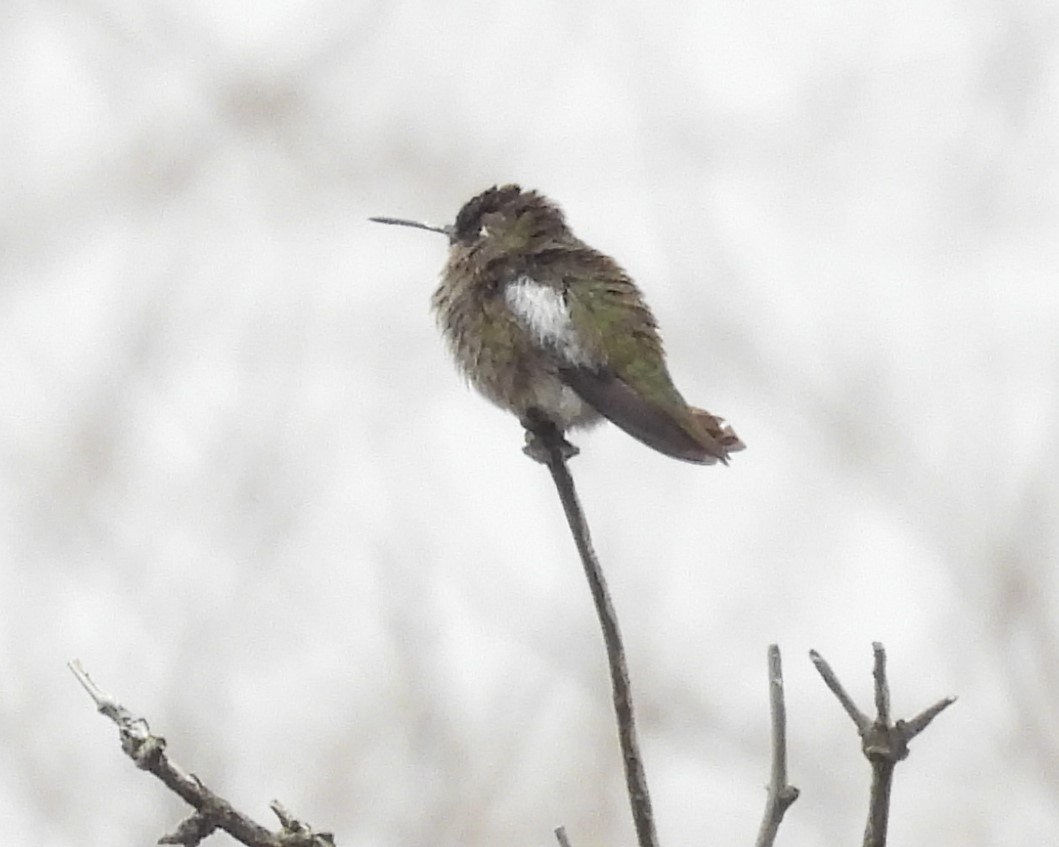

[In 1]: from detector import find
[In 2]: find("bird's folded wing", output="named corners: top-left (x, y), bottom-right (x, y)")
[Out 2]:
top-left (559, 366), bottom-right (727, 464)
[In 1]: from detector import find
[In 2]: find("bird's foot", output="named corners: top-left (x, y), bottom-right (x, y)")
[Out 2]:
top-left (520, 415), bottom-right (580, 465)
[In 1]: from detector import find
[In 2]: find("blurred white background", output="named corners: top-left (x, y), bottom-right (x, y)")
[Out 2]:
top-left (3, 1), bottom-right (1058, 844)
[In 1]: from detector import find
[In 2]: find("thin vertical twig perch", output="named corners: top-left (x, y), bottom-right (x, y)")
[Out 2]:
top-left (532, 428), bottom-right (659, 847)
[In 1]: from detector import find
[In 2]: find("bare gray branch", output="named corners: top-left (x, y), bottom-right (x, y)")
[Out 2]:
top-left (811, 645), bottom-right (955, 847)
top-left (754, 645), bottom-right (800, 847)
top-left (69, 661), bottom-right (333, 847)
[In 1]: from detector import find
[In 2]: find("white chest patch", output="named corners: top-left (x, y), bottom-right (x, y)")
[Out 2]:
top-left (504, 276), bottom-right (591, 366)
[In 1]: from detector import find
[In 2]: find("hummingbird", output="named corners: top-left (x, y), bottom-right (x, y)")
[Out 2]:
top-left (370, 185), bottom-right (744, 465)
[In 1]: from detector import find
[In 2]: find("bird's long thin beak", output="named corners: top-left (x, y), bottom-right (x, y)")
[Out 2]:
top-left (369, 216), bottom-right (453, 238)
